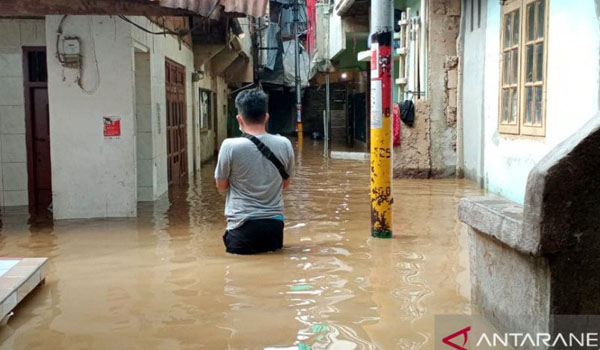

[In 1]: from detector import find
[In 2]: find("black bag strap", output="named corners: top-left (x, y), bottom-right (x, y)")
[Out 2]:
top-left (242, 133), bottom-right (290, 180)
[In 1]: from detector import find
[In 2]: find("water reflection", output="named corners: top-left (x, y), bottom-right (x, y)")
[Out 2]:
top-left (0, 140), bottom-right (482, 349)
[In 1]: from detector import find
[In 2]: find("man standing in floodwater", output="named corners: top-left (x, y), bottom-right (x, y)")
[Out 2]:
top-left (215, 89), bottom-right (295, 255)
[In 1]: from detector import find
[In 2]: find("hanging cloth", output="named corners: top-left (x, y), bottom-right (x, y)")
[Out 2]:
top-left (393, 103), bottom-right (401, 146)
top-left (400, 99), bottom-right (415, 127)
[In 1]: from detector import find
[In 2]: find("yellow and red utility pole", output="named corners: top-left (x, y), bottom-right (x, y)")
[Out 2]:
top-left (293, 0), bottom-right (304, 147)
top-left (370, 0), bottom-right (394, 238)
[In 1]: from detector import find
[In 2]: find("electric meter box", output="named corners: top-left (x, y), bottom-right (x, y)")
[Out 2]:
top-left (63, 38), bottom-right (80, 55)
top-left (61, 37), bottom-right (81, 65)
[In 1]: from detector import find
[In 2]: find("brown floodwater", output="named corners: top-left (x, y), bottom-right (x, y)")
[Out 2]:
top-left (0, 140), bottom-right (483, 350)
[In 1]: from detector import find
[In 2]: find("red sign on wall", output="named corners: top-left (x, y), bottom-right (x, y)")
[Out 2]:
top-left (103, 116), bottom-right (121, 137)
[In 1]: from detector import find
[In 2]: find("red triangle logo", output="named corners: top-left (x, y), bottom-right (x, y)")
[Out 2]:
top-left (442, 326), bottom-right (471, 350)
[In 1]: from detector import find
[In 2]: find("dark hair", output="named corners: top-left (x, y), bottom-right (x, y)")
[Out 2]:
top-left (235, 89), bottom-right (268, 124)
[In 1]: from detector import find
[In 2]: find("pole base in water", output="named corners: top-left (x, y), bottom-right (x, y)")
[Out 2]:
top-left (371, 230), bottom-right (392, 239)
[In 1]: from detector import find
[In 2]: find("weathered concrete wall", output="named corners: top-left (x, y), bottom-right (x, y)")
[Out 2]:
top-left (46, 15), bottom-right (137, 218)
top-left (393, 100), bottom-right (432, 178)
top-left (469, 227), bottom-right (551, 335)
top-left (461, 0), bottom-right (487, 185)
top-left (428, 0), bottom-right (461, 178)
top-left (0, 19), bottom-right (46, 207)
top-left (478, 0), bottom-right (600, 203)
top-left (459, 197), bottom-right (551, 338)
top-left (393, 0), bottom-right (460, 179)
top-left (200, 130), bottom-right (214, 163)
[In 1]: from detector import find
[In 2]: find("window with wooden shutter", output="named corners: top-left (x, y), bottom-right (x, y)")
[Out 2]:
top-left (499, 0), bottom-right (548, 137)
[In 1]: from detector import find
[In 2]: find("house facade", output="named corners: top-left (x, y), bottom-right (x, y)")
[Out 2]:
top-left (0, 3), bottom-right (257, 219)
top-left (460, 0), bottom-right (600, 202)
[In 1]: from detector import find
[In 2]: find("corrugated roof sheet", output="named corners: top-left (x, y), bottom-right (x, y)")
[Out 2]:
top-left (156, 0), bottom-right (268, 17)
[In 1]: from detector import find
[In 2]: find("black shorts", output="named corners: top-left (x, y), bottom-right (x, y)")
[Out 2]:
top-left (223, 219), bottom-right (284, 255)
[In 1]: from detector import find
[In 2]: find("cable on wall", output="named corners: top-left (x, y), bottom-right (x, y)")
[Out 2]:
top-left (77, 17), bottom-right (100, 95)
top-left (55, 15), bottom-right (69, 64)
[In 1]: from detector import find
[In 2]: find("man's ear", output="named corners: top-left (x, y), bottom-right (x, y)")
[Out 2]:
top-left (236, 114), bottom-right (243, 125)
top-left (264, 113), bottom-right (270, 124)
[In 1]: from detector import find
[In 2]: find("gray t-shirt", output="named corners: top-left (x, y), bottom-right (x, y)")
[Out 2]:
top-left (214, 134), bottom-right (295, 230)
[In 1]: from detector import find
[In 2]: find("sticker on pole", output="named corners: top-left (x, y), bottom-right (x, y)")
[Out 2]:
top-left (371, 80), bottom-right (383, 129)
top-left (370, 43), bottom-right (379, 79)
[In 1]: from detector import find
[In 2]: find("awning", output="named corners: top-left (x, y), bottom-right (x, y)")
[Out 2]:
top-left (0, 0), bottom-right (268, 17)
top-left (157, 0), bottom-right (268, 17)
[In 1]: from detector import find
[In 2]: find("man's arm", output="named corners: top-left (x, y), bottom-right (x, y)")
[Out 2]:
top-left (283, 139), bottom-right (295, 190)
top-left (214, 141), bottom-right (231, 194)
top-left (216, 179), bottom-right (230, 193)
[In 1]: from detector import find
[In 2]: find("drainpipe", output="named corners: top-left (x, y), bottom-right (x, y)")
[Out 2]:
top-left (192, 79), bottom-right (198, 172)
top-left (294, 0), bottom-right (304, 146)
top-left (325, 73), bottom-right (331, 157)
top-left (456, 0), bottom-right (465, 178)
top-left (334, 0), bottom-right (356, 15)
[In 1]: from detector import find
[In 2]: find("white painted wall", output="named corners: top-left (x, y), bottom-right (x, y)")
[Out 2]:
top-left (130, 17), bottom-right (196, 198)
top-left (328, 10), bottom-right (346, 59)
top-left (135, 51), bottom-right (154, 201)
top-left (132, 17), bottom-right (229, 192)
top-left (194, 62), bottom-right (230, 166)
top-left (195, 71), bottom-right (219, 166)
top-left (471, 0), bottom-right (600, 203)
top-left (216, 79), bottom-right (229, 147)
top-left (46, 15), bottom-right (137, 218)
top-left (2, 16), bottom-right (219, 217)
top-left (0, 16), bottom-right (204, 217)
top-left (0, 19), bottom-right (46, 207)
top-left (462, 0), bottom-right (487, 184)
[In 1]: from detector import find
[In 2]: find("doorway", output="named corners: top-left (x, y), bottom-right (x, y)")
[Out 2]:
top-left (165, 59), bottom-right (187, 187)
top-left (350, 92), bottom-right (367, 143)
top-left (23, 47), bottom-right (52, 216)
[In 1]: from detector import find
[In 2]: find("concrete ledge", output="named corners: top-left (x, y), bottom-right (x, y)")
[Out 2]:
top-left (0, 257), bottom-right (48, 321)
top-left (330, 151), bottom-right (369, 161)
top-left (460, 197), bottom-right (551, 337)
top-left (458, 196), bottom-right (539, 255)
top-left (460, 114), bottom-right (600, 337)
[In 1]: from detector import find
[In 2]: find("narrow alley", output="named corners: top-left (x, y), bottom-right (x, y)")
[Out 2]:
top-left (0, 0), bottom-right (599, 348)
top-left (0, 141), bottom-right (482, 349)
